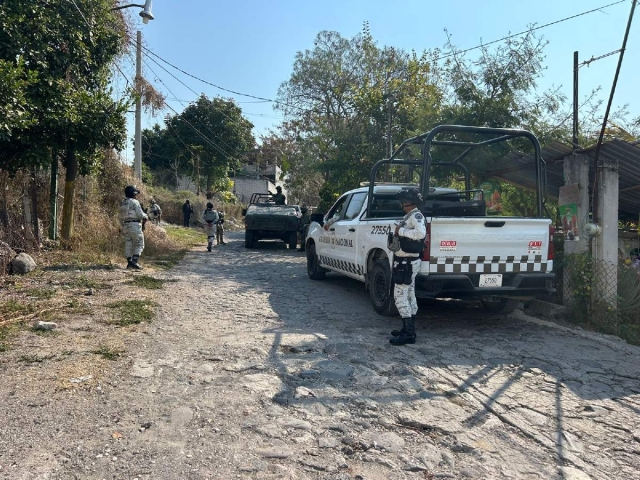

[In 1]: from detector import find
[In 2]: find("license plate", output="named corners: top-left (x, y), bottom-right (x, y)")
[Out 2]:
top-left (479, 274), bottom-right (502, 288)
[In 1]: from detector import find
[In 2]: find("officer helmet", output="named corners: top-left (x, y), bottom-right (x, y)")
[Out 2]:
top-left (124, 185), bottom-right (140, 198)
top-left (276, 186), bottom-right (282, 192)
top-left (301, 205), bottom-right (308, 213)
top-left (206, 202), bottom-right (214, 209)
top-left (397, 187), bottom-right (422, 206)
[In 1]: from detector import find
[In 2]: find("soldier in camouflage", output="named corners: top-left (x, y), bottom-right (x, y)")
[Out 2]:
top-left (202, 202), bottom-right (219, 252)
top-left (216, 211), bottom-right (227, 245)
top-left (297, 205), bottom-right (310, 252)
top-left (389, 188), bottom-right (427, 346)
top-left (270, 186), bottom-right (286, 205)
top-left (119, 185), bottom-right (148, 270)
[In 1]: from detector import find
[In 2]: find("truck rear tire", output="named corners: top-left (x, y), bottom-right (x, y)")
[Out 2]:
top-left (288, 231), bottom-right (297, 250)
top-left (369, 259), bottom-right (398, 316)
top-left (307, 244), bottom-right (326, 280)
top-left (245, 230), bottom-right (255, 249)
top-left (481, 297), bottom-right (519, 314)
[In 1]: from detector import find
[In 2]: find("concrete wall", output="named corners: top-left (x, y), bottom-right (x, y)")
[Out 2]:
top-left (233, 177), bottom-right (275, 204)
top-left (176, 175), bottom-right (197, 193)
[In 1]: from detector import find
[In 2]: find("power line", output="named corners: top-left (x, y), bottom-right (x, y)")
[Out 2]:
top-left (67, 0), bottom-right (91, 28)
top-left (136, 0), bottom-right (628, 112)
top-left (435, 0), bottom-right (628, 61)
top-left (142, 58), bottom-right (240, 161)
top-left (579, 49), bottom-right (622, 67)
top-left (123, 48), bottom-right (242, 166)
top-left (142, 57), bottom-right (247, 159)
top-left (140, 44), bottom-right (303, 111)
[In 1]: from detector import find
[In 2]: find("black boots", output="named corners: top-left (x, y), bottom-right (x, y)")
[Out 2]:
top-left (389, 317), bottom-right (416, 345)
top-left (390, 315), bottom-right (415, 337)
top-left (127, 255), bottom-right (142, 270)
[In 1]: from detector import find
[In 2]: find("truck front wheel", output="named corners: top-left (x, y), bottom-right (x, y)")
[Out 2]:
top-left (307, 244), bottom-right (326, 280)
top-left (369, 259), bottom-right (398, 316)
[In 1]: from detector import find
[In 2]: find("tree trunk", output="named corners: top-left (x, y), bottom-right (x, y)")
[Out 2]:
top-left (31, 167), bottom-right (40, 250)
top-left (206, 174), bottom-right (212, 193)
top-left (49, 150), bottom-right (58, 240)
top-left (61, 145), bottom-right (77, 242)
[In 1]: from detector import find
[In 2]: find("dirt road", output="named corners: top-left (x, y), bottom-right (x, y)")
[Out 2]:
top-left (1, 232), bottom-right (640, 479)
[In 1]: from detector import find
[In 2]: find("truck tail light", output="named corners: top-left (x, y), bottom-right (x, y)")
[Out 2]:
top-left (421, 222), bottom-right (431, 261)
top-left (548, 224), bottom-right (554, 260)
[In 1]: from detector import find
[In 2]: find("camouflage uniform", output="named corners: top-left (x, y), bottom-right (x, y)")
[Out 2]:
top-left (389, 187), bottom-right (427, 346)
top-left (119, 194), bottom-right (148, 269)
top-left (202, 207), bottom-right (219, 251)
top-left (216, 212), bottom-right (226, 245)
top-left (149, 201), bottom-right (162, 224)
top-left (297, 209), bottom-right (310, 251)
top-left (393, 208), bottom-right (426, 318)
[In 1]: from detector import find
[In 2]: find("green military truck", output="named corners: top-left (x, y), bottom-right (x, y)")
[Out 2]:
top-left (243, 193), bottom-right (301, 249)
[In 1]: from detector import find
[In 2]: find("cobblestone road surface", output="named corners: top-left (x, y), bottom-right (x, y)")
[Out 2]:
top-left (2, 232), bottom-right (640, 479)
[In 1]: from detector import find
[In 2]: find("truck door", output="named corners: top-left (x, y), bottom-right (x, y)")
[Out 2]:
top-left (330, 192), bottom-right (367, 279)
top-left (316, 194), bottom-right (349, 271)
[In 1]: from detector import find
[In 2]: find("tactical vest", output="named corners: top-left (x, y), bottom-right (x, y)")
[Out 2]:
top-left (203, 210), bottom-right (218, 223)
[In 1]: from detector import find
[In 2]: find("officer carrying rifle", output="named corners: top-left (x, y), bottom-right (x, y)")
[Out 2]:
top-left (119, 185), bottom-right (148, 270)
top-left (387, 187), bottom-right (426, 345)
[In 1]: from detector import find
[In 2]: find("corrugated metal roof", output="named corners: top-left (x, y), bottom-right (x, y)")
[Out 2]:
top-left (487, 139), bottom-right (640, 220)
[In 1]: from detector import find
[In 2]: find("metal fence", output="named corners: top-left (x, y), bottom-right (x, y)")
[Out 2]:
top-left (560, 253), bottom-right (640, 345)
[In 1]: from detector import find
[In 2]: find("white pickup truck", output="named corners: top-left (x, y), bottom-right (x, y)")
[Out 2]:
top-left (304, 125), bottom-right (555, 315)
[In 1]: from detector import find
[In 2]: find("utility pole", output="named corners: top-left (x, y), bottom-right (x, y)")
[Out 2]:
top-left (592, 0), bottom-right (636, 225)
top-left (572, 51), bottom-right (579, 151)
top-left (134, 30), bottom-right (142, 181)
top-left (387, 96), bottom-right (393, 158)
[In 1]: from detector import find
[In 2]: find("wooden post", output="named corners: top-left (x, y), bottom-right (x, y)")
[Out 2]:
top-left (31, 167), bottom-right (40, 250)
top-left (49, 150), bottom-right (58, 240)
top-left (61, 146), bottom-right (77, 242)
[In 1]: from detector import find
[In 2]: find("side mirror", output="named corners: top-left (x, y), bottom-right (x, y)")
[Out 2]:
top-left (241, 208), bottom-right (247, 216)
top-left (310, 213), bottom-right (325, 226)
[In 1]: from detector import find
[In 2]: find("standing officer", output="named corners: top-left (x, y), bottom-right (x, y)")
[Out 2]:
top-left (202, 202), bottom-right (219, 252)
top-left (270, 186), bottom-right (286, 205)
top-left (149, 199), bottom-right (162, 225)
top-left (119, 185), bottom-right (148, 270)
top-left (297, 205), bottom-right (310, 251)
top-left (389, 188), bottom-right (426, 345)
top-left (216, 211), bottom-right (227, 245)
top-left (182, 199), bottom-right (194, 227)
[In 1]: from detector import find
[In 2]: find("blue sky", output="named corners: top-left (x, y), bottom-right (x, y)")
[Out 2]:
top-left (114, 0), bottom-right (639, 163)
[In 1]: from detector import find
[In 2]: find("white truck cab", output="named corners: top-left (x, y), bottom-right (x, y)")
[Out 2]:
top-left (305, 125), bottom-right (555, 315)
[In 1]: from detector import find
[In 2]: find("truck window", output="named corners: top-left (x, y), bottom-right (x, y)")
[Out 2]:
top-left (325, 195), bottom-right (349, 222)
top-left (369, 195), bottom-right (404, 218)
top-left (343, 192), bottom-right (367, 220)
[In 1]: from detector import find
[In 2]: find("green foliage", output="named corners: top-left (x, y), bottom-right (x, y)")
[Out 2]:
top-left (106, 299), bottom-right (156, 326)
top-left (142, 95), bottom-right (255, 192)
top-left (0, 0), bottom-right (130, 172)
top-left (130, 275), bottom-right (165, 290)
top-left (271, 24), bottom-right (597, 206)
top-left (275, 25), bottom-right (441, 201)
top-left (562, 253), bottom-right (640, 345)
top-left (92, 345), bottom-right (123, 361)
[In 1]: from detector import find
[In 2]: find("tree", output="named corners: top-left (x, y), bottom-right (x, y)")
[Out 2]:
top-left (276, 25), bottom-right (442, 201)
top-left (0, 0), bottom-right (130, 241)
top-left (142, 95), bottom-right (255, 193)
